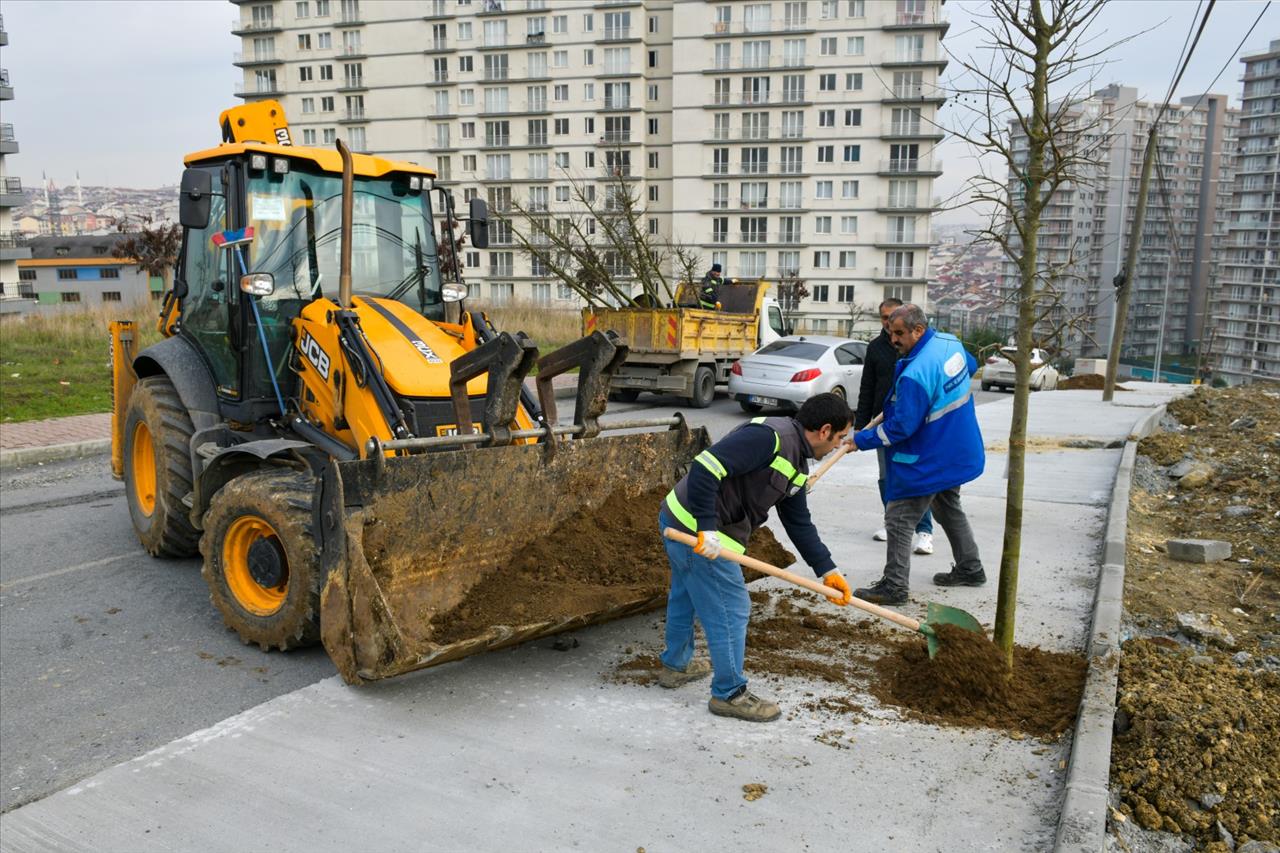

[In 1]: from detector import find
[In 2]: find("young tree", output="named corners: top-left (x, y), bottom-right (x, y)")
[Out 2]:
top-left (774, 270), bottom-right (809, 333)
top-left (113, 216), bottom-right (181, 292)
top-left (946, 0), bottom-right (1116, 666)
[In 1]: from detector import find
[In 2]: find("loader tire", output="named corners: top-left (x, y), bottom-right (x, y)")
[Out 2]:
top-left (200, 470), bottom-right (324, 651)
top-left (687, 365), bottom-right (716, 409)
top-left (123, 375), bottom-right (200, 558)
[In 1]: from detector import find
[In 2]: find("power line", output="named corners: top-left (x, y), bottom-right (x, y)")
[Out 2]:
top-left (1163, 0), bottom-right (1205, 108)
top-left (1173, 1), bottom-right (1273, 128)
top-left (1156, 0), bottom-right (1217, 125)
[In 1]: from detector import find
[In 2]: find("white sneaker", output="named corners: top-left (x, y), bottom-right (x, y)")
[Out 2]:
top-left (873, 528), bottom-right (888, 541)
top-left (913, 532), bottom-right (935, 555)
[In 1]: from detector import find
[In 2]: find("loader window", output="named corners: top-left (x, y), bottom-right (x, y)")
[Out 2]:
top-left (242, 164), bottom-right (445, 321)
top-left (180, 189), bottom-right (242, 395)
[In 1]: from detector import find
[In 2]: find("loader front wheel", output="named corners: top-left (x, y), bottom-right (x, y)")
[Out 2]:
top-left (200, 470), bottom-right (324, 651)
top-left (123, 376), bottom-right (199, 557)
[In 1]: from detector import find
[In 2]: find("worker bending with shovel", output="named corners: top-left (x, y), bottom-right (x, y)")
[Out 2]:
top-left (658, 393), bottom-right (854, 722)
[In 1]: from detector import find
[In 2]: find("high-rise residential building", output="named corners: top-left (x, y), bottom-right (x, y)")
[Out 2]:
top-left (996, 84), bottom-right (1237, 365)
top-left (0, 14), bottom-right (32, 298)
top-left (231, 0), bottom-right (946, 334)
top-left (1217, 39), bottom-right (1280, 384)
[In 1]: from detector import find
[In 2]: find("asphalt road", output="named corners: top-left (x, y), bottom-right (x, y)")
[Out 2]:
top-left (0, 379), bottom-right (1000, 812)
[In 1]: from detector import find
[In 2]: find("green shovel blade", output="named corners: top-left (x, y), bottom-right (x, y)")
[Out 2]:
top-left (919, 601), bottom-right (985, 659)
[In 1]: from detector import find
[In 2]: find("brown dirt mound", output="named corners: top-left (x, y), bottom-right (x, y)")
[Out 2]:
top-left (1059, 374), bottom-right (1131, 391)
top-left (870, 623), bottom-right (1087, 737)
top-left (430, 488), bottom-right (796, 644)
top-left (1111, 639), bottom-right (1280, 844)
top-left (1137, 431), bottom-right (1190, 466)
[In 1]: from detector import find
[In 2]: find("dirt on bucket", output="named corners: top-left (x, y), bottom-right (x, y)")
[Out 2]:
top-left (429, 487), bottom-right (795, 645)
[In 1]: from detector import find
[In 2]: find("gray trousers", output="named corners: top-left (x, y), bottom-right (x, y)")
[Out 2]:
top-left (882, 487), bottom-right (984, 593)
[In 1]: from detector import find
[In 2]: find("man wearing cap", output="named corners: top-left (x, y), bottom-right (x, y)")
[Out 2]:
top-left (656, 393), bottom-right (855, 722)
top-left (697, 263), bottom-right (724, 310)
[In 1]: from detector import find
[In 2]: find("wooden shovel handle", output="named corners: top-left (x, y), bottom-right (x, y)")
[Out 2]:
top-left (662, 528), bottom-right (921, 632)
top-left (806, 445), bottom-right (849, 491)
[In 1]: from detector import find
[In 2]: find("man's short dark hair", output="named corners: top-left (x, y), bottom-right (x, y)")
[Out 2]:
top-left (796, 393), bottom-right (852, 432)
top-left (889, 303), bottom-right (928, 330)
top-left (879, 297), bottom-right (904, 311)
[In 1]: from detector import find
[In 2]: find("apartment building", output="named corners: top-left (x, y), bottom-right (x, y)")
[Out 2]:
top-left (0, 14), bottom-right (32, 297)
top-left (232, 0), bottom-right (946, 335)
top-left (11, 235), bottom-right (160, 310)
top-left (1217, 39), bottom-right (1280, 384)
top-left (996, 85), bottom-right (1238, 364)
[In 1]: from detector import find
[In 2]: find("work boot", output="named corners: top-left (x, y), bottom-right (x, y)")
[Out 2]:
top-left (853, 579), bottom-right (908, 606)
top-left (873, 528), bottom-right (888, 541)
top-left (913, 532), bottom-right (935, 555)
top-left (932, 566), bottom-right (987, 587)
top-left (658, 658), bottom-right (711, 689)
top-left (708, 689), bottom-right (781, 722)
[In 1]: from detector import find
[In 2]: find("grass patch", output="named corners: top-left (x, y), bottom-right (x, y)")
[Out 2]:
top-left (476, 301), bottom-right (584, 354)
top-left (0, 301), bottom-right (162, 423)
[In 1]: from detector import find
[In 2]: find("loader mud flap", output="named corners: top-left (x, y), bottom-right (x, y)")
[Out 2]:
top-left (318, 425), bottom-right (709, 684)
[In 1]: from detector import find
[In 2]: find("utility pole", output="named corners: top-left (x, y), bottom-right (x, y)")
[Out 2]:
top-left (1154, 251), bottom-right (1173, 382)
top-left (1104, 125), bottom-right (1158, 401)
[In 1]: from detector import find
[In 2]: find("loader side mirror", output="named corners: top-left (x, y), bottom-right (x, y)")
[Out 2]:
top-left (442, 282), bottom-right (469, 302)
top-left (179, 168), bottom-right (213, 229)
top-left (468, 197), bottom-right (489, 249)
top-left (240, 273), bottom-right (275, 297)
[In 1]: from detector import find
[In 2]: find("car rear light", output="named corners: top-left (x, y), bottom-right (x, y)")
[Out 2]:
top-left (731, 361), bottom-right (743, 376)
top-left (790, 368), bottom-right (822, 382)
top-left (986, 356), bottom-right (1000, 364)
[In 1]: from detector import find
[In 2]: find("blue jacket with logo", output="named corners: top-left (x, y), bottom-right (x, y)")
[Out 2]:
top-left (852, 328), bottom-right (984, 500)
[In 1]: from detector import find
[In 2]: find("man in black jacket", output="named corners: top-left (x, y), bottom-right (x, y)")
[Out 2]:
top-left (854, 298), bottom-right (935, 553)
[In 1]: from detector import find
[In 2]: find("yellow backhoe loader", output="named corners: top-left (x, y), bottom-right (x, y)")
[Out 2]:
top-left (109, 102), bottom-right (706, 684)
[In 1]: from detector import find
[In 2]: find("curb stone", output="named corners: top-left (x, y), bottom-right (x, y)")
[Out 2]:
top-left (1053, 404), bottom-right (1166, 853)
top-left (0, 382), bottom-right (584, 471)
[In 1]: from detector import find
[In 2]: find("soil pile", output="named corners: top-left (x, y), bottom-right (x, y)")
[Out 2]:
top-left (1059, 374), bottom-right (1104, 390)
top-left (1111, 639), bottom-right (1280, 844)
top-left (431, 489), bottom-right (795, 644)
top-left (870, 624), bottom-right (1086, 737)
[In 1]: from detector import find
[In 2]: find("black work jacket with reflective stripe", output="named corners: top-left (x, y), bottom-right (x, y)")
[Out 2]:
top-left (670, 416), bottom-right (810, 552)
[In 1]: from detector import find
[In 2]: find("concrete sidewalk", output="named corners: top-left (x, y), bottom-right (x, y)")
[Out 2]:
top-left (0, 387), bottom-right (1187, 853)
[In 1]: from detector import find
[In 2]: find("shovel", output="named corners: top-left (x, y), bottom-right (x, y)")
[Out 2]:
top-left (806, 444), bottom-right (849, 492)
top-left (662, 528), bottom-right (984, 658)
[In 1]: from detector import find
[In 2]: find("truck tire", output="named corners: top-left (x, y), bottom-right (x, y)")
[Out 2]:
top-left (200, 470), bottom-right (325, 652)
top-left (739, 400), bottom-right (763, 414)
top-left (123, 375), bottom-right (200, 558)
top-left (611, 389), bottom-right (641, 403)
top-left (687, 365), bottom-right (716, 409)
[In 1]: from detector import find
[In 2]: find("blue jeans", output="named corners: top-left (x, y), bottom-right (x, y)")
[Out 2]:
top-left (876, 447), bottom-right (933, 534)
top-left (658, 510), bottom-right (750, 701)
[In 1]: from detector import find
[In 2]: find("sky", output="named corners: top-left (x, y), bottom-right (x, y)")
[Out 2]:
top-left (1, 0), bottom-right (1275, 222)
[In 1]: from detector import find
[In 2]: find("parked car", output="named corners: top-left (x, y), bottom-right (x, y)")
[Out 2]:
top-left (981, 347), bottom-right (1060, 391)
top-left (728, 336), bottom-right (867, 412)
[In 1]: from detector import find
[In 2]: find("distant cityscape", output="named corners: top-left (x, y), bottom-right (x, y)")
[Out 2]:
top-left (9, 181), bottom-right (179, 238)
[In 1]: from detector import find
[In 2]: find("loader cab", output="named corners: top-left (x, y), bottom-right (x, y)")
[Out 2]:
top-left (176, 146), bottom-right (442, 424)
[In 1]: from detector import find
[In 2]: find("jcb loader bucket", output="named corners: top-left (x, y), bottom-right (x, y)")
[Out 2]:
top-left (316, 330), bottom-right (710, 684)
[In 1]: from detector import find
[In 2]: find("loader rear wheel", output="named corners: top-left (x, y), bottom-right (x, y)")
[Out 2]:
top-left (200, 470), bottom-right (324, 651)
top-left (123, 376), bottom-right (199, 557)
top-left (687, 365), bottom-right (716, 409)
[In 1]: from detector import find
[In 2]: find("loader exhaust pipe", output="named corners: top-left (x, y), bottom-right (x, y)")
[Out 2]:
top-left (336, 138), bottom-right (354, 308)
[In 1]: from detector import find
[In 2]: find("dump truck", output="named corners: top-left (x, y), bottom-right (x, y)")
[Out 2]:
top-left (581, 281), bottom-right (789, 408)
top-left (109, 101), bottom-right (707, 684)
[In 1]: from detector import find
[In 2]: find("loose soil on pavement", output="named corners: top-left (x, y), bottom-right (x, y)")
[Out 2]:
top-left (430, 488), bottom-right (796, 644)
top-left (1058, 374), bottom-right (1131, 391)
top-left (1111, 386), bottom-right (1280, 849)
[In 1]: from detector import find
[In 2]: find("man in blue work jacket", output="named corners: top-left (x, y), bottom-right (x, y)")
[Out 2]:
top-left (846, 304), bottom-right (987, 605)
top-left (658, 393), bottom-right (854, 722)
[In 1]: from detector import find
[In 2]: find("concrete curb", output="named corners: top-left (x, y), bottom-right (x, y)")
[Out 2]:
top-left (1053, 404), bottom-right (1166, 853)
top-left (0, 383), bottom-right (582, 471)
top-left (0, 439), bottom-right (113, 470)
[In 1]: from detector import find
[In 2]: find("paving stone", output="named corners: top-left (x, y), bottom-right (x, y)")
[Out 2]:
top-left (1167, 538), bottom-right (1231, 563)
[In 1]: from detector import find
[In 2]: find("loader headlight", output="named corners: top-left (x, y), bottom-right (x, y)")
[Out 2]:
top-left (442, 282), bottom-right (468, 302)
top-left (250, 154), bottom-right (268, 171)
top-left (408, 176), bottom-right (422, 191)
top-left (273, 157), bottom-right (290, 174)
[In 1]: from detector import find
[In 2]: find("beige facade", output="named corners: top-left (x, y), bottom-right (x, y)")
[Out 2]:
top-left (232, 0), bottom-right (945, 335)
top-left (1217, 39), bottom-right (1280, 384)
top-left (0, 15), bottom-right (32, 296)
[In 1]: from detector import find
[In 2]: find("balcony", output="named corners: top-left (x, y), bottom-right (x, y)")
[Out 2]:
top-left (526, 32), bottom-right (546, 45)
top-left (598, 131), bottom-right (633, 144)
top-left (231, 18), bottom-right (282, 35)
top-left (340, 109), bottom-right (366, 123)
top-left (428, 70), bottom-right (450, 84)
top-left (233, 51), bottom-right (281, 66)
top-left (879, 7), bottom-right (949, 30)
top-left (528, 133), bottom-right (549, 146)
top-left (877, 157), bottom-right (943, 176)
top-left (871, 266), bottom-right (926, 283)
top-left (738, 231), bottom-right (768, 244)
top-left (708, 55), bottom-right (813, 73)
top-left (338, 76), bottom-right (367, 92)
top-left (483, 135), bottom-right (511, 148)
top-left (710, 17), bottom-right (813, 36)
top-left (600, 26), bottom-right (633, 41)
top-left (424, 0), bottom-right (449, 17)
top-left (338, 45), bottom-right (368, 59)
top-left (0, 68), bottom-right (11, 100)
top-left (873, 231), bottom-right (933, 248)
top-left (489, 265), bottom-right (515, 277)
top-left (0, 176), bottom-right (23, 208)
top-left (875, 195), bottom-right (942, 212)
top-left (881, 49), bottom-right (946, 67)
top-left (882, 83), bottom-right (947, 104)
top-left (336, 12), bottom-right (365, 27)
top-left (235, 82), bottom-right (283, 99)
top-left (881, 120), bottom-right (944, 140)
top-left (0, 231), bottom-right (31, 261)
top-left (602, 96), bottom-right (633, 110)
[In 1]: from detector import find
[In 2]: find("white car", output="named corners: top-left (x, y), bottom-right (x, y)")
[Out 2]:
top-left (728, 336), bottom-right (867, 413)
top-left (981, 347), bottom-right (1060, 391)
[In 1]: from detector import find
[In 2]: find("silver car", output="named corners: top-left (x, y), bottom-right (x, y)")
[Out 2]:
top-left (728, 336), bottom-right (867, 413)
top-left (981, 346), bottom-right (1060, 391)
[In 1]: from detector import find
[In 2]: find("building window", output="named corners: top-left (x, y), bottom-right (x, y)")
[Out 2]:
top-left (649, 15), bottom-right (658, 33)
top-left (841, 180), bottom-right (859, 199)
top-left (817, 145), bottom-right (834, 163)
top-left (844, 108), bottom-right (861, 127)
top-left (820, 37), bottom-right (836, 56)
top-left (818, 110), bottom-right (835, 128)
top-left (316, 0), bottom-right (329, 13)
top-left (101, 268), bottom-right (120, 279)
top-left (550, 14), bottom-right (566, 33)
top-left (298, 33), bottom-right (312, 50)
top-left (297, 1), bottom-right (310, 17)
top-left (845, 73), bottom-right (862, 91)
top-left (581, 13), bottom-right (592, 31)
top-left (583, 48), bottom-right (594, 65)
top-left (555, 152), bottom-right (569, 168)
top-left (321, 96), bottom-right (334, 111)
top-left (459, 56), bottom-right (473, 72)
top-left (553, 50), bottom-right (568, 68)
top-left (815, 216), bottom-right (832, 234)
top-left (318, 32), bottom-right (331, 48)
top-left (61, 292), bottom-right (82, 303)
top-left (813, 251), bottom-right (830, 269)
top-left (648, 118), bottom-right (658, 135)
top-left (18, 269), bottom-right (35, 281)
top-left (819, 73), bottom-right (836, 92)
top-left (302, 129), bottom-right (317, 145)
top-left (57, 269), bottom-right (79, 280)
top-left (845, 36), bottom-right (864, 56)
top-left (648, 50), bottom-right (657, 68)
top-left (319, 64), bottom-right (333, 80)
top-left (837, 285), bottom-right (855, 302)
top-left (302, 97), bottom-right (315, 114)
top-left (648, 218), bottom-right (659, 235)
top-left (299, 66), bottom-right (314, 82)
top-left (841, 215), bottom-right (857, 234)
top-left (648, 151), bottom-right (659, 169)
top-left (811, 284), bottom-right (829, 302)
top-left (648, 84), bottom-right (659, 102)
top-left (323, 128), bottom-right (336, 143)
top-left (815, 181), bottom-right (833, 199)
top-left (843, 145), bottom-right (860, 162)
top-left (489, 283), bottom-right (514, 305)
top-left (648, 185), bottom-right (659, 202)
top-left (838, 252), bottom-right (856, 269)
top-left (554, 84), bottom-right (568, 101)
top-left (458, 21), bottom-right (472, 40)
top-left (102, 291), bottom-right (122, 302)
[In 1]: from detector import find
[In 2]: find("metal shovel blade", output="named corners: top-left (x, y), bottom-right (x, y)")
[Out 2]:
top-left (920, 601), bottom-right (986, 659)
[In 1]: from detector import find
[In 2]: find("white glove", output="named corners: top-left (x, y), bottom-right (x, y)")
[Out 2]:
top-left (694, 530), bottom-right (722, 560)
